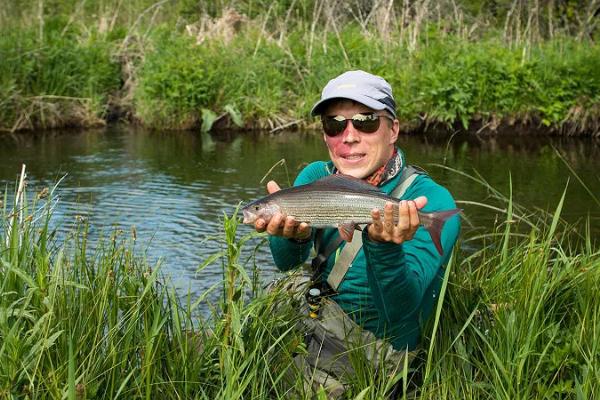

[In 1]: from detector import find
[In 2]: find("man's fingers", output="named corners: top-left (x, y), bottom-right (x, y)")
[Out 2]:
top-left (413, 196), bottom-right (427, 209)
top-left (282, 216), bottom-right (297, 237)
top-left (405, 200), bottom-right (419, 240)
top-left (255, 218), bottom-right (267, 233)
top-left (266, 213), bottom-right (285, 235)
top-left (407, 200), bottom-right (419, 233)
top-left (267, 180), bottom-right (281, 194)
top-left (383, 202), bottom-right (394, 233)
top-left (297, 222), bottom-right (311, 239)
top-left (396, 200), bottom-right (410, 232)
top-left (369, 198), bottom-right (426, 244)
top-left (371, 208), bottom-right (383, 231)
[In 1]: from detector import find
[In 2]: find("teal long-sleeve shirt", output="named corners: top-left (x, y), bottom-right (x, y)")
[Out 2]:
top-left (268, 157), bottom-right (461, 351)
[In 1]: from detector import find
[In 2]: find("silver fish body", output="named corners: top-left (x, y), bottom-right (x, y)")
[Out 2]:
top-left (242, 174), bottom-right (460, 254)
top-left (245, 187), bottom-right (399, 227)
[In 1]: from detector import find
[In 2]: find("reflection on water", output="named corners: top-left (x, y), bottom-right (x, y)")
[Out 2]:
top-left (1, 126), bottom-right (599, 298)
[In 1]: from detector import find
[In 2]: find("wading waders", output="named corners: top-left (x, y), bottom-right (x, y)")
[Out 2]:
top-left (286, 166), bottom-right (425, 399)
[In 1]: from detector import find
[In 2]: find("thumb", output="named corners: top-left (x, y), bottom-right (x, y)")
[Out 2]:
top-left (266, 180), bottom-right (281, 194)
top-left (413, 196), bottom-right (428, 209)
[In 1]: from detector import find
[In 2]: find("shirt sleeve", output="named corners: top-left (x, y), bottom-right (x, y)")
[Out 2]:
top-left (362, 176), bottom-right (461, 324)
top-left (268, 162), bottom-right (330, 271)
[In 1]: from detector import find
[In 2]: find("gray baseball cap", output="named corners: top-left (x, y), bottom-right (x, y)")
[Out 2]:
top-left (310, 70), bottom-right (396, 117)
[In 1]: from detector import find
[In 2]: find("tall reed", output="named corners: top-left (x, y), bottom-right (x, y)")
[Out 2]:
top-left (1, 165), bottom-right (599, 398)
top-left (417, 165), bottom-right (600, 399)
top-left (0, 169), bottom-right (305, 398)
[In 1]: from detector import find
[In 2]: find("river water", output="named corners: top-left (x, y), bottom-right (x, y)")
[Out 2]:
top-left (1, 126), bottom-right (599, 298)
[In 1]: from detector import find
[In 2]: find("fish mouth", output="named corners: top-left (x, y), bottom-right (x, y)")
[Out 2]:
top-left (242, 208), bottom-right (255, 224)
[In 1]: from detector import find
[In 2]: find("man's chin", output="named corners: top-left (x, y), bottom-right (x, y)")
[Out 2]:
top-left (336, 167), bottom-right (369, 179)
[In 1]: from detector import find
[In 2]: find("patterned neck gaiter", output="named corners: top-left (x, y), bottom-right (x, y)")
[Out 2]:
top-left (332, 148), bottom-right (403, 187)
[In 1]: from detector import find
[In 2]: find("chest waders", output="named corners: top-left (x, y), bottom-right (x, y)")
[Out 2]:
top-left (296, 166), bottom-right (425, 399)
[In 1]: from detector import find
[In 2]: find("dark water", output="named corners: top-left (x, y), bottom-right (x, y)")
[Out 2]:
top-left (1, 126), bottom-right (599, 298)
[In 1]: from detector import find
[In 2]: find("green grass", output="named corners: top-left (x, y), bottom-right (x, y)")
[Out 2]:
top-left (133, 26), bottom-right (600, 134)
top-left (1, 166), bottom-right (599, 399)
top-left (1, 0), bottom-right (599, 134)
top-left (0, 180), bottom-right (312, 399)
top-left (0, 23), bottom-right (121, 131)
top-left (418, 176), bottom-right (600, 399)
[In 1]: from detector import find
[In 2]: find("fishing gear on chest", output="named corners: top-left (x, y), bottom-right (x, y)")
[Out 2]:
top-left (305, 164), bottom-right (429, 313)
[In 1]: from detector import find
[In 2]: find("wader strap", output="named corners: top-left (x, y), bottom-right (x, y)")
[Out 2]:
top-left (393, 165), bottom-right (422, 200)
top-left (326, 231), bottom-right (363, 290)
top-left (326, 165), bottom-right (425, 291)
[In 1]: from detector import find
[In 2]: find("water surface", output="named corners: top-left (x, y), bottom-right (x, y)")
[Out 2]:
top-left (1, 126), bottom-right (599, 298)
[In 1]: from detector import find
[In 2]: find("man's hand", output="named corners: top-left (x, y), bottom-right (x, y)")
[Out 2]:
top-left (367, 196), bottom-right (428, 244)
top-left (253, 180), bottom-right (312, 241)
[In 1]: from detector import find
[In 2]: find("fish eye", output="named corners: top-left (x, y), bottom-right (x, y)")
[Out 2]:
top-left (254, 206), bottom-right (259, 210)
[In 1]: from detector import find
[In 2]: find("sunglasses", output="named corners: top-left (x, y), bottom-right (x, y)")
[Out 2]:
top-left (321, 113), bottom-right (392, 137)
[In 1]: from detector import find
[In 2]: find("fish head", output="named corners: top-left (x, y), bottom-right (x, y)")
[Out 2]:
top-left (242, 200), bottom-right (281, 224)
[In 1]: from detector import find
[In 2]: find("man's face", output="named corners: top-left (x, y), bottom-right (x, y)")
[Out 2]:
top-left (322, 100), bottom-right (399, 179)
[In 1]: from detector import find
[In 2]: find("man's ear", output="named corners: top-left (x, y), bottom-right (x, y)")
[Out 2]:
top-left (389, 119), bottom-right (400, 143)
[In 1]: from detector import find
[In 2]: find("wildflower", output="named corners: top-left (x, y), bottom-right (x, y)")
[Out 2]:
top-left (37, 187), bottom-right (49, 199)
top-left (76, 383), bottom-right (85, 400)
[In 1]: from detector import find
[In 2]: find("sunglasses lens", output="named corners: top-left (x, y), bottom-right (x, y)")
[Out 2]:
top-left (322, 118), bottom-right (347, 137)
top-left (322, 113), bottom-right (382, 136)
top-left (353, 117), bottom-right (380, 133)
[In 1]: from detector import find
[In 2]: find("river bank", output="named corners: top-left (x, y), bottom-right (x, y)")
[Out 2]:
top-left (1, 1), bottom-right (599, 136)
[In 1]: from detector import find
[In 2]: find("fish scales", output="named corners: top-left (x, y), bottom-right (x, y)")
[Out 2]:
top-left (272, 190), bottom-right (394, 226)
top-left (242, 174), bottom-right (461, 254)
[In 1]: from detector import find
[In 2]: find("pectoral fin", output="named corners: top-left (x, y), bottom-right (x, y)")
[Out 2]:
top-left (338, 223), bottom-right (357, 242)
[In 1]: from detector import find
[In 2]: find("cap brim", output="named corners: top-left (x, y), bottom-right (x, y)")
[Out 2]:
top-left (310, 94), bottom-right (386, 116)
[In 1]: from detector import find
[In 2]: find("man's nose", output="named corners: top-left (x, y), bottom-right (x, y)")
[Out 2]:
top-left (342, 120), bottom-right (360, 143)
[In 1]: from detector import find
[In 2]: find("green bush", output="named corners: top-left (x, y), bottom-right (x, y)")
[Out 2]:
top-left (387, 37), bottom-right (600, 129)
top-left (0, 25), bottom-right (120, 130)
top-left (135, 26), bottom-right (297, 129)
top-left (135, 31), bottom-right (218, 129)
top-left (1, 3), bottom-right (600, 134)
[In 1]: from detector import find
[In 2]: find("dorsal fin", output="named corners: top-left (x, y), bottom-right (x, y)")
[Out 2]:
top-left (310, 174), bottom-right (382, 194)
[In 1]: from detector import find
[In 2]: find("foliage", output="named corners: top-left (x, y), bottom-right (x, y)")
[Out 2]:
top-left (0, 22), bottom-right (120, 131)
top-left (134, 31), bottom-right (217, 129)
top-left (1, 1), bottom-right (600, 134)
top-left (398, 38), bottom-right (600, 129)
top-left (0, 181), bottom-right (305, 399)
top-left (1, 168), bottom-right (600, 398)
top-left (135, 26), bottom-right (294, 129)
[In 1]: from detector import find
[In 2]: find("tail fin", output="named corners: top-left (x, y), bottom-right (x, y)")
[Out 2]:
top-left (422, 209), bottom-right (461, 256)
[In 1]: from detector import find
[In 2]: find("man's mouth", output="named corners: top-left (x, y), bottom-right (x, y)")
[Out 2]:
top-left (341, 153), bottom-right (365, 161)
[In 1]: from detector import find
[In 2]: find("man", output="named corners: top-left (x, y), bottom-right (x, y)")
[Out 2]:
top-left (251, 70), bottom-right (460, 397)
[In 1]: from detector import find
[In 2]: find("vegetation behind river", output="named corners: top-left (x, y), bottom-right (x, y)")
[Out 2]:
top-left (1, 0), bottom-right (599, 135)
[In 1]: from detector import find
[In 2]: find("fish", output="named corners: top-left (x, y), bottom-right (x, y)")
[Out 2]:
top-left (242, 174), bottom-right (461, 255)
